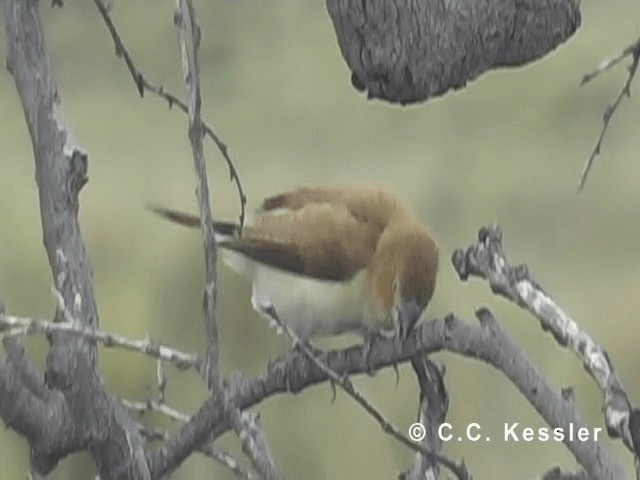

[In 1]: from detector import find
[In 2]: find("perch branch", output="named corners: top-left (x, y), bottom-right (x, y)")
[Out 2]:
top-left (151, 306), bottom-right (623, 478)
top-left (259, 303), bottom-right (468, 479)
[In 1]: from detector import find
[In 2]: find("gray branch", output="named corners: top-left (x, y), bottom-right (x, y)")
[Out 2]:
top-left (400, 356), bottom-right (449, 480)
top-left (0, 337), bottom-right (72, 463)
top-left (2, 335), bottom-right (52, 402)
top-left (151, 308), bottom-right (622, 478)
top-left (326, 0), bottom-right (581, 104)
top-left (0, 311), bottom-right (202, 372)
top-left (2, 0), bottom-right (148, 477)
top-left (231, 409), bottom-right (282, 480)
top-left (174, 0), bottom-right (221, 391)
top-left (452, 225), bottom-right (640, 459)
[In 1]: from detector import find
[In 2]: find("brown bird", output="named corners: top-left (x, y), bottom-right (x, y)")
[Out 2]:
top-left (150, 186), bottom-right (438, 341)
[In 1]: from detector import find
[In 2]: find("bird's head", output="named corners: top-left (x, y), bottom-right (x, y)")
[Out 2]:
top-left (370, 224), bottom-right (439, 337)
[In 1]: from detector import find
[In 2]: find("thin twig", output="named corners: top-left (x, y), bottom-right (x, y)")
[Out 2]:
top-left (400, 356), bottom-right (449, 480)
top-left (581, 36), bottom-right (640, 85)
top-left (258, 303), bottom-right (470, 480)
top-left (138, 425), bottom-right (253, 479)
top-left (92, 0), bottom-right (247, 229)
top-left (0, 313), bottom-right (202, 372)
top-left (578, 36), bottom-right (640, 191)
top-left (230, 409), bottom-right (282, 480)
top-left (129, 398), bottom-right (255, 479)
top-left (174, 0), bottom-right (220, 389)
top-left (123, 398), bottom-right (190, 423)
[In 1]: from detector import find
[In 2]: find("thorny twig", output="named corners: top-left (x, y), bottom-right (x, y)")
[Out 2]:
top-left (0, 311), bottom-right (202, 372)
top-left (92, 0), bottom-right (247, 230)
top-left (578, 35), bottom-right (640, 191)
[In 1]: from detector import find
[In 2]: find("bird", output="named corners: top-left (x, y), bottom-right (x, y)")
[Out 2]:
top-left (149, 185), bottom-right (439, 342)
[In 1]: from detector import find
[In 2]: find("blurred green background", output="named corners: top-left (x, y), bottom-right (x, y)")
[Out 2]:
top-left (1, 0), bottom-right (639, 478)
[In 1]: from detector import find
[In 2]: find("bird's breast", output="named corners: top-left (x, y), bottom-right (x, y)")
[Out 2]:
top-left (223, 250), bottom-right (382, 339)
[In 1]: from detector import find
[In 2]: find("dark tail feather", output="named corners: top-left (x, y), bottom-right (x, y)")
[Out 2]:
top-left (147, 204), bottom-right (238, 235)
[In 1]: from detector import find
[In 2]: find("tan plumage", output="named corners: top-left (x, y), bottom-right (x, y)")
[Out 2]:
top-left (150, 186), bottom-right (438, 340)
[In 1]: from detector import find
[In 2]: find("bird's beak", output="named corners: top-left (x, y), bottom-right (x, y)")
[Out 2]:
top-left (396, 299), bottom-right (423, 338)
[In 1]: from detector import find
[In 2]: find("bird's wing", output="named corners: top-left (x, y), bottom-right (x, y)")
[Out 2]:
top-left (260, 186), bottom-right (408, 231)
top-left (222, 200), bottom-right (382, 281)
top-left (149, 187), bottom-right (411, 281)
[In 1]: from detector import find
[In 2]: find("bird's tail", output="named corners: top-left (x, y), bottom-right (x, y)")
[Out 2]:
top-left (147, 205), bottom-right (239, 238)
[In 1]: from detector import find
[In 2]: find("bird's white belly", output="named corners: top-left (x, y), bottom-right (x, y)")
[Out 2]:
top-left (223, 251), bottom-right (368, 340)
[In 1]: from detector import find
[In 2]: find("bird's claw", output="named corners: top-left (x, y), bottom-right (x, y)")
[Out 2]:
top-left (362, 331), bottom-right (383, 376)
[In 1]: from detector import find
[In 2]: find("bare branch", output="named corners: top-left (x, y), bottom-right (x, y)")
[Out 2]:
top-left (127, 391), bottom-right (255, 479)
top-left (151, 305), bottom-right (623, 478)
top-left (174, 0), bottom-right (220, 390)
top-left (138, 425), bottom-right (253, 479)
top-left (581, 37), bottom-right (640, 85)
top-left (1, 301), bottom-right (50, 401)
top-left (230, 409), bottom-right (282, 480)
top-left (578, 36), bottom-right (640, 190)
top-left (400, 356), bottom-right (449, 480)
top-left (0, 348), bottom-right (71, 454)
top-left (0, 312), bottom-right (202, 372)
top-left (452, 225), bottom-right (639, 460)
top-left (197, 442), bottom-right (254, 480)
top-left (2, 338), bottom-right (50, 400)
top-left (258, 303), bottom-right (469, 480)
top-left (3, 2), bottom-right (151, 475)
top-left (92, 0), bottom-right (247, 229)
top-left (124, 398), bottom-right (190, 423)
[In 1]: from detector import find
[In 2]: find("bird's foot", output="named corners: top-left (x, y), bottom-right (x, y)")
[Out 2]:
top-left (362, 331), bottom-right (384, 376)
top-left (252, 297), bottom-right (287, 336)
